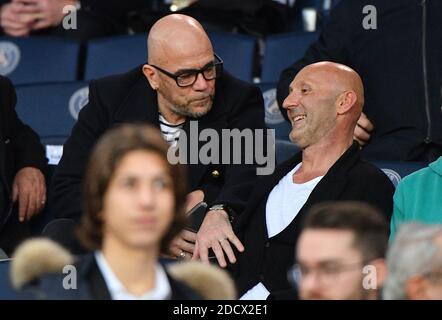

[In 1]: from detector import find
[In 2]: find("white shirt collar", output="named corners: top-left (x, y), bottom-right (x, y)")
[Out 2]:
top-left (94, 251), bottom-right (172, 300)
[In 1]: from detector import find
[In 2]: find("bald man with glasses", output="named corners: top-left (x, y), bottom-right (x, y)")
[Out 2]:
top-left (49, 14), bottom-right (266, 259)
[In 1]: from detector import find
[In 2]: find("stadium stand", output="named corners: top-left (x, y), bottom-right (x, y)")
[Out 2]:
top-left (257, 82), bottom-right (292, 141)
top-left (84, 33), bottom-right (147, 80)
top-left (261, 31), bottom-right (319, 82)
top-left (15, 81), bottom-right (89, 165)
top-left (0, 37), bottom-right (80, 85)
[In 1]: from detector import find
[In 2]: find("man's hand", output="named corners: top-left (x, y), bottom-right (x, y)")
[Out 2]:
top-left (192, 210), bottom-right (244, 268)
top-left (165, 189), bottom-right (204, 259)
top-left (12, 167), bottom-right (46, 222)
top-left (0, 3), bottom-right (34, 37)
top-left (167, 229), bottom-right (197, 260)
top-left (354, 112), bottom-right (374, 146)
top-left (13, 0), bottom-right (76, 31)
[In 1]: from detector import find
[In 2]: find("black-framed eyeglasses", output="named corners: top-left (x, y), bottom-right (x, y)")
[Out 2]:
top-left (149, 53), bottom-right (223, 87)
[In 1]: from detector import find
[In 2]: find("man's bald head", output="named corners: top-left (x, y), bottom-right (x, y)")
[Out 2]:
top-left (147, 14), bottom-right (213, 65)
top-left (283, 61), bottom-right (365, 148)
top-left (301, 61), bottom-right (364, 113)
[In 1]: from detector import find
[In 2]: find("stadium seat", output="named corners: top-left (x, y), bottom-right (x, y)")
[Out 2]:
top-left (84, 34), bottom-right (147, 80)
top-left (85, 32), bottom-right (256, 83)
top-left (0, 37), bottom-right (80, 85)
top-left (275, 139), bottom-right (299, 164)
top-left (208, 31), bottom-right (257, 83)
top-left (0, 259), bottom-right (19, 299)
top-left (257, 82), bottom-right (292, 141)
top-left (15, 81), bottom-right (89, 165)
top-left (261, 32), bottom-right (319, 83)
top-left (373, 161), bottom-right (428, 187)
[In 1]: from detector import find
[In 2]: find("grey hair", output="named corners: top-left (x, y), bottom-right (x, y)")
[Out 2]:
top-left (383, 223), bottom-right (442, 300)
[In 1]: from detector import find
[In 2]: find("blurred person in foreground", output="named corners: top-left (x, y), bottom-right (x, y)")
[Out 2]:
top-left (383, 223), bottom-right (442, 300)
top-left (11, 124), bottom-right (235, 300)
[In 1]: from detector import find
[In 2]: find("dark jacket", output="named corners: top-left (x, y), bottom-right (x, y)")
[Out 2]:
top-left (49, 66), bottom-right (266, 221)
top-left (277, 0), bottom-right (442, 161)
top-left (22, 254), bottom-right (201, 300)
top-left (0, 76), bottom-right (47, 254)
top-left (233, 142), bottom-right (394, 296)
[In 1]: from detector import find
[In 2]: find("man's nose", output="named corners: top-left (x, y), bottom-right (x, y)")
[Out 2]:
top-left (192, 73), bottom-right (209, 90)
top-left (282, 91), bottom-right (300, 110)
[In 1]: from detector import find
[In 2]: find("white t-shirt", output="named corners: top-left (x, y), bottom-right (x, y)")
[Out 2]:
top-left (240, 163), bottom-right (323, 300)
top-left (95, 251), bottom-right (172, 300)
top-left (266, 163), bottom-right (323, 237)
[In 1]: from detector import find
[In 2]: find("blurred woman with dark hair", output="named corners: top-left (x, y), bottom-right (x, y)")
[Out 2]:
top-left (12, 124), bottom-right (206, 299)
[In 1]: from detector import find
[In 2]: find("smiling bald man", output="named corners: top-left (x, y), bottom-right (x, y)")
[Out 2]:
top-left (233, 61), bottom-right (394, 300)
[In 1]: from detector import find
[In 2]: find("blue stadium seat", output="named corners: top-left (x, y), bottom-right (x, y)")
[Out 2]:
top-left (257, 82), bottom-right (292, 141)
top-left (0, 37), bottom-right (80, 85)
top-left (373, 161), bottom-right (428, 187)
top-left (84, 34), bottom-right (147, 80)
top-left (85, 32), bottom-right (256, 83)
top-left (208, 31), bottom-right (257, 83)
top-left (275, 139), bottom-right (299, 164)
top-left (15, 81), bottom-right (89, 163)
top-left (261, 32), bottom-right (319, 83)
top-left (0, 260), bottom-right (19, 299)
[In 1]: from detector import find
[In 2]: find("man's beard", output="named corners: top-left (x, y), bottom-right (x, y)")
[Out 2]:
top-left (169, 95), bottom-right (214, 119)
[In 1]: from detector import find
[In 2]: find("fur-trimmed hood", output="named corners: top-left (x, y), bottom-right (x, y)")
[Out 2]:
top-left (10, 238), bottom-right (236, 300)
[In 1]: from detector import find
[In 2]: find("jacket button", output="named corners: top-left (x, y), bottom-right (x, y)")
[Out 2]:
top-left (211, 170), bottom-right (220, 178)
top-left (265, 242), bottom-right (270, 248)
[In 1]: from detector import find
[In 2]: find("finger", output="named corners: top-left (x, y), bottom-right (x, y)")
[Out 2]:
top-left (357, 113), bottom-right (374, 132)
top-left (18, 192), bottom-right (29, 222)
top-left (181, 229), bottom-right (197, 243)
top-left (354, 125), bottom-right (370, 142)
top-left (174, 238), bottom-right (195, 254)
top-left (219, 239), bottom-right (237, 264)
top-left (211, 241), bottom-right (227, 268)
top-left (198, 241), bottom-right (211, 265)
top-left (226, 234), bottom-right (245, 253)
top-left (192, 241), bottom-right (200, 260)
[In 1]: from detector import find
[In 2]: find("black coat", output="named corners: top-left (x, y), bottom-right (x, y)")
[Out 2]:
top-left (49, 66), bottom-right (266, 221)
top-left (0, 76), bottom-right (47, 254)
top-left (277, 0), bottom-right (442, 161)
top-left (233, 142), bottom-right (394, 296)
top-left (22, 253), bottom-right (202, 300)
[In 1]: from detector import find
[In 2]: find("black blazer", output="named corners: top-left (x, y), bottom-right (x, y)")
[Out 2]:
top-left (49, 66), bottom-right (266, 221)
top-left (22, 253), bottom-right (202, 300)
top-left (0, 76), bottom-right (46, 202)
top-left (233, 142), bottom-right (394, 295)
top-left (0, 76), bottom-right (46, 254)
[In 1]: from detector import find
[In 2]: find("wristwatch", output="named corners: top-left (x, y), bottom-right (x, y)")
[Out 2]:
top-left (208, 204), bottom-right (235, 223)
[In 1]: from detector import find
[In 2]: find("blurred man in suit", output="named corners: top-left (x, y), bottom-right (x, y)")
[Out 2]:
top-left (0, 75), bottom-right (47, 255)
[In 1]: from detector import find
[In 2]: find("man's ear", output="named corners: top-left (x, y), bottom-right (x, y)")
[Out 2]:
top-left (336, 90), bottom-right (357, 115)
top-left (405, 275), bottom-right (428, 300)
top-left (142, 64), bottom-right (159, 90)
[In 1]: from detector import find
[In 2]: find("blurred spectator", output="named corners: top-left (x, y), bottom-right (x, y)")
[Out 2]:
top-left (0, 0), bottom-right (151, 40)
top-left (390, 156), bottom-right (442, 239)
top-left (383, 223), bottom-right (442, 300)
top-left (277, 0), bottom-right (442, 162)
top-left (12, 124), bottom-right (236, 300)
top-left (0, 75), bottom-right (47, 255)
top-left (292, 201), bottom-right (388, 300)
top-left (232, 62), bottom-right (394, 299)
top-left (177, 0), bottom-right (292, 36)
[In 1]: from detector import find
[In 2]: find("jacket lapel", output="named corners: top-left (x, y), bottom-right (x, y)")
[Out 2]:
top-left (113, 74), bottom-right (159, 127)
